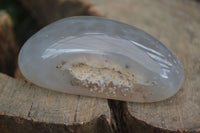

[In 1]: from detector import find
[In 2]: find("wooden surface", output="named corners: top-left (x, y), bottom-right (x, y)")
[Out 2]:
top-left (86, 0), bottom-right (200, 131)
top-left (0, 11), bottom-right (18, 76)
top-left (1, 0), bottom-right (200, 132)
top-left (0, 73), bottom-right (111, 133)
top-left (19, 0), bottom-right (99, 26)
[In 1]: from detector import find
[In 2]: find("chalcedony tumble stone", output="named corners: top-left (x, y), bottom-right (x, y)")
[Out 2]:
top-left (18, 16), bottom-right (184, 103)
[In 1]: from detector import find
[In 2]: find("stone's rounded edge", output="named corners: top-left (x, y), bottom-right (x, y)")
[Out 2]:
top-left (20, 16), bottom-right (172, 51)
top-left (18, 16), bottom-right (184, 103)
top-left (18, 44), bottom-right (24, 79)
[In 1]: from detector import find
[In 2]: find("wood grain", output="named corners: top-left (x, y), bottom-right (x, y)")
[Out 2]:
top-left (86, 0), bottom-right (200, 131)
top-left (0, 73), bottom-right (111, 133)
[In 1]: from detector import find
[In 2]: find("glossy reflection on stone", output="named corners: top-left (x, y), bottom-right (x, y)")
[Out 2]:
top-left (18, 16), bottom-right (184, 103)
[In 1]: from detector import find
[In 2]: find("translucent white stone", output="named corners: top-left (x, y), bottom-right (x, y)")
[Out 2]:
top-left (18, 16), bottom-right (184, 103)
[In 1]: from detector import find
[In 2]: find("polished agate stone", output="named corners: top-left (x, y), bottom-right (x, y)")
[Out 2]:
top-left (18, 16), bottom-right (184, 102)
